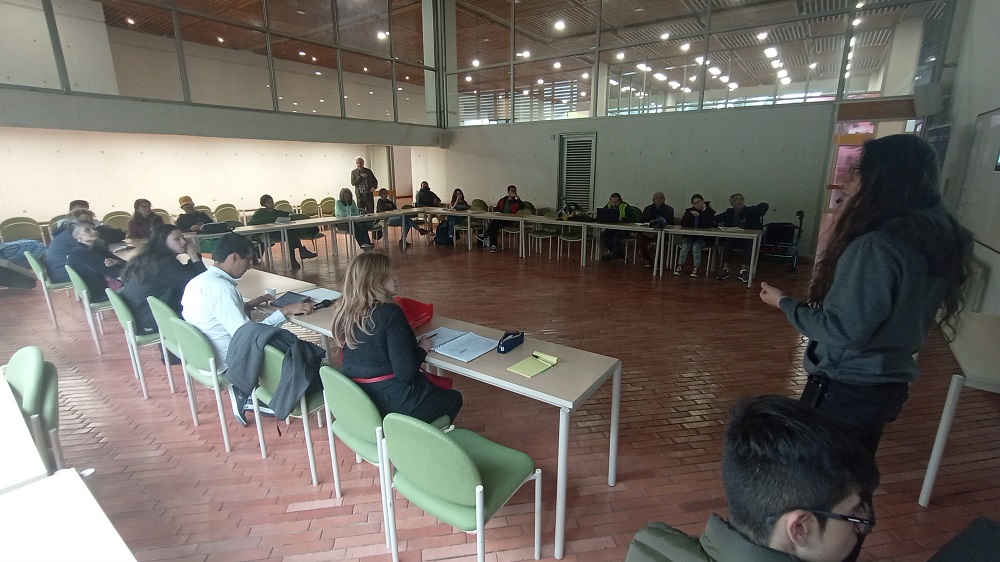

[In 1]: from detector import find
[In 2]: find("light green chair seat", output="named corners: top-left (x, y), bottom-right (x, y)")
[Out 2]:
top-left (65, 265), bottom-right (111, 355)
top-left (106, 289), bottom-right (161, 399)
top-left (146, 296), bottom-right (181, 393)
top-left (24, 252), bottom-right (72, 329)
top-left (170, 317), bottom-right (234, 452)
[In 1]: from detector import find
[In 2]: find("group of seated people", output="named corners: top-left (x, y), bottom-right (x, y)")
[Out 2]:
top-left (597, 191), bottom-right (768, 282)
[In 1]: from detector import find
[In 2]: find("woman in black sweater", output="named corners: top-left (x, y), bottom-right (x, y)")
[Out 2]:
top-left (331, 253), bottom-right (462, 424)
top-left (67, 222), bottom-right (126, 303)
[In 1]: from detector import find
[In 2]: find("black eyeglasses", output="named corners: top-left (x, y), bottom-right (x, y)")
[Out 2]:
top-left (846, 165), bottom-right (861, 178)
top-left (767, 506), bottom-right (876, 536)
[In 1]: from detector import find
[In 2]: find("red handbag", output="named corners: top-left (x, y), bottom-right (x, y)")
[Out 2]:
top-left (393, 296), bottom-right (434, 329)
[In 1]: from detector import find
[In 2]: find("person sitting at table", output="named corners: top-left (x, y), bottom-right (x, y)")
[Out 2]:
top-left (674, 194), bottom-right (716, 278)
top-left (181, 233), bottom-right (314, 425)
top-left (715, 193), bottom-right (769, 283)
top-left (335, 188), bottom-right (375, 251)
top-left (414, 181), bottom-right (442, 207)
top-left (176, 196), bottom-right (214, 233)
top-left (120, 224), bottom-right (207, 337)
top-left (331, 252), bottom-right (463, 424)
top-left (46, 209), bottom-right (96, 283)
top-left (128, 198), bottom-right (165, 239)
top-left (51, 199), bottom-right (91, 238)
top-left (376, 188), bottom-right (428, 245)
top-left (477, 184), bottom-right (523, 253)
top-left (446, 188), bottom-right (471, 240)
top-left (67, 221), bottom-right (127, 302)
top-left (638, 192), bottom-right (676, 268)
top-left (599, 192), bottom-right (636, 262)
top-left (625, 395), bottom-right (878, 562)
top-left (248, 194), bottom-right (318, 268)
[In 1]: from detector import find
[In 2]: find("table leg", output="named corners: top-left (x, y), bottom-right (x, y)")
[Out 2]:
top-left (281, 228), bottom-right (290, 271)
top-left (520, 221), bottom-right (526, 258)
top-left (347, 220), bottom-right (356, 259)
top-left (747, 233), bottom-right (760, 288)
top-left (652, 231), bottom-right (662, 276)
top-left (609, 364), bottom-right (621, 486)
top-left (580, 224), bottom-right (587, 267)
top-left (554, 406), bottom-right (571, 559)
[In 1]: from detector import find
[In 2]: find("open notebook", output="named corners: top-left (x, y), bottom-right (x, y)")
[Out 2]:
top-left (423, 327), bottom-right (496, 362)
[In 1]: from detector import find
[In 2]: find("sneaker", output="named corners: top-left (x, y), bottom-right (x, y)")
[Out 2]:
top-left (245, 397), bottom-right (275, 417)
top-left (716, 267), bottom-right (730, 281)
top-left (737, 269), bottom-right (750, 283)
top-left (418, 227), bottom-right (429, 236)
top-left (477, 233), bottom-right (486, 243)
top-left (600, 253), bottom-right (614, 261)
top-left (299, 247), bottom-right (317, 259)
top-left (229, 388), bottom-right (248, 427)
top-left (360, 243), bottom-right (374, 251)
top-left (644, 262), bottom-right (653, 269)
top-left (490, 245), bottom-right (498, 253)
top-left (690, 267), bottom-right (699, 278)
top-left (673, 266), bottom-right (682, 276)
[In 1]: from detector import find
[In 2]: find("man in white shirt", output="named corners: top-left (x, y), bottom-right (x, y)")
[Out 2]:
top-left (182, 233), bottom-right (313, 425)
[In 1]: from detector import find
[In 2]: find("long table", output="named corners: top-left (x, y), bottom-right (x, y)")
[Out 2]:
top-left (658, 226), bottom-right (763, 286)
top-left (290, 307), bottom-right (622, 560)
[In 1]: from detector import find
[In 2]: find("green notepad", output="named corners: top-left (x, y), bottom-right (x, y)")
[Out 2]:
top-left (508, 352), bottom-right (559, 378)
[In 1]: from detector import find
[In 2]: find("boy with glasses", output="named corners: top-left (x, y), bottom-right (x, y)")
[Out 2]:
top-left (626, 395), bottom-right (877, 562)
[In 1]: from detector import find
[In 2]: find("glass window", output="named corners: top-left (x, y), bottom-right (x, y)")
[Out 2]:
top-left (97, 1), bottom-right (183, 102)
top-left (178, 15), bottom-right (272, 110)
top-left (454, 5), bottom-right (511, 71)
top-left (602, 43), bottom-right (702, 115)
top-left (396, 64), bottom-right (436, 126)
top-left (457, 66), bottom-right (511, 125)
top-left (340, 52), bottom-right (393, 122)
top-left (0, 0), bottom-right (62, 90)
top-left (55, 0), bottom-right (120, 95)
top-left (391, 0), bottom-right (430, 67)
top-left (266, 0), bottom-right (335, 44)
top-left (513, 0), bottom-right (597, 62)
top-left (175, 0), bottom-right (264, 28)
top-left (513, 57), bottom-right (591, 122)
top-left (599, 0), bottom-right (705, 49)
top-left (271, 39), bottom-right (341, 117)
top-left (336, 0), bottom-right (389, 57)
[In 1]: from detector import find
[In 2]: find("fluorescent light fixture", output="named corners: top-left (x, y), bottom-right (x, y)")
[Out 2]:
top-left (616, 52), bottom-right (625, 60)
top-left (764, 47), bottom-right (778, 58)
top-left (668, 81), bottom-right (680, 88)
top-left (537, 78), bottom-right (544, 84)
top-left (780, 77), bottom-right (791, 85)
top-left (609, 79), bottom-right (619, 85)
top-left (770, 60), bottom-right (781, 69)
top-left (777, 69), bottom-right (788, 78)
top-left (582, 73), bottom-right (589, 79)
top-left (472, 59), bottom-right (480, 67)
top-left (720, 75), bottom-right (729, 83)
top-left (554, 61), bottom-right (562, 69)
top-left (709, 67), bottom-right (721, 76)
top-left (465, 76), bottom-right (472, 81)
top-left (554, 20), bottom-right (565, 30)
top-left (757, 31), bottom-right (768, 40)
top-left (660, 32), bottom-right (670, 40)
top-left (853, 18), bottom-right (861, 26)
top-left (695, 56), bottom-right (704, 65)
top-left (377, 31), bottom-right (388, 39)
top-left (681, 43), bottom-right (690, 51)
top-left (809, 62), bottom-right (818, 69)
top-left (653, 73), bottom-right (667, 81)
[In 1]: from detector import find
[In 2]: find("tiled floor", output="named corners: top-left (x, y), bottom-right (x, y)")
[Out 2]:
top-left (2, 232), bottom-right (998, 561)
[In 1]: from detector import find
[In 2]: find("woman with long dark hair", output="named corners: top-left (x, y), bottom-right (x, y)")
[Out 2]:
top-left (760, 134), bottom-right (973, 456)
top-left (128, 198), bottom-right (165, 239)
top-left (120, 224), bottom-right (206, 335)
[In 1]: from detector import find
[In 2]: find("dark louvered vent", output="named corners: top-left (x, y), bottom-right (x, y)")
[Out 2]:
top-left (559, 134), bottom-right (596, 211)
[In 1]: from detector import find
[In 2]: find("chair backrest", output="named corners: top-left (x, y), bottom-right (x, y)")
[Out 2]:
top-left (274, 200), bottom-right (293, 212)
top-left (515, 209), bottom-right (533, 217)
top-left (23, 251), bottom-right (48, 283)
top-left (258, 345), bottom-right (285, 395)
top-left (319, 366), bottom-right (383, 458)
top-left (626, 206), bottom-right (643, 222)
top-left (214, 204), bottom-right (240, 223)
top-left (4, 346), bottom-right (45, 422)
top-left (194, 206), bottom-right (215, 221)
top-left (48, 215), bottom-right (64, 233)
top-left (64, 265), bottom-right (91, 303)
top-left (299, 198), bottom-right (319, 217)
top-left (470, 199), bottom-right (488, 211)
top-left (169, 317), bottom-right (216, 373)
top-left (383, 413), bottom-right (482, 506)
top-left (105, 288), bottom-right (138, 337)
top-left (521, 201), bottom-right (536, 213)
top-left (1, 218), bottom-right (44, 242)
top-left (152, 208), bottom-right (173, 224)
top-left (147, 296), bottom-right (180, 353)
top-left (101, 212), bottom-right (132, 232)
top-left (319, 197), bottom-right (335, 217)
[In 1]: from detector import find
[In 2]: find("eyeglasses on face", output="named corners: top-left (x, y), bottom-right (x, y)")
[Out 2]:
top-left (846, 165), bottom-right (861, 178)
top-left (767, 505), bottom-right (876, 536)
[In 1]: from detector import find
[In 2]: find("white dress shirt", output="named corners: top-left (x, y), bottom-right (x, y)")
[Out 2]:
top-left (181, 266), bottom-right (285, 371)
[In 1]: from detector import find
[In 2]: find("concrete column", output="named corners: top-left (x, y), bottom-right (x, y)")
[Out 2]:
top-left (883, 16), bottom-right (923, 96)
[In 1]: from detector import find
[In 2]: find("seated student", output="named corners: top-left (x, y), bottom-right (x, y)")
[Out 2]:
top-left (46, 209), bottom-right (96, 283)
top-left (176, 196), bottom-right (214, 233)
top-left (67, 221), bottom-right (127, 302)
top-left (673, 194), bottom-right (716, 277)
top-left (248, 194), bottom-right (318, 268)
top-left (626, 395), bottom-right (878, 562)
top-left (477, 184), bottom-right (523, 253)
top-left (120, 224), bottom-right (207, 336)
top-left (599, 192), bottom-right (636, 261)
top-left (375, 188), bottom-right (428, 245)
top-left (128, 198), bottom-right (165, 239)
top-left (51, 199), bottom-right (91, 238)
top-left (335, 188), bottom-right (375, 251)
top-left (446, 188), bottom-right (471, 240)
top-left (414, 181), bottom-right (442, 207)
top-left (181, 233), bottom-right (314, 424)
top-left (715, 193), bottom-right (769, 283)
top-left (638, 192), bottom-right (676, 268)
top-left (331, 252), bottom-right (463, 424)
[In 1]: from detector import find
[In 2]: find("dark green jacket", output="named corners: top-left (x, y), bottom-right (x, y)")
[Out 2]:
top-left (625, 515), bottom-right (801, 562)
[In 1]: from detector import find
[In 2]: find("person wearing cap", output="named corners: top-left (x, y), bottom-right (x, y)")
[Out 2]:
top-left (176, 196), bottom-right (214, 233)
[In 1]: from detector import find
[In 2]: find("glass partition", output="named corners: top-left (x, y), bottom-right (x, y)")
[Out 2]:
top-left (266, 0), bottom-right (335, 44)
top-left (0, 0), bottom-right (66, 90)
top-left (340, 52), bottom-right (394, 121)
top-left (271, 39), bottom-right (341, 116)
top-left (98, 1), bottom-right (183, 101)
top-left (457, 66), bottom-right (511, 125)
top-left (178, 14), bottom-right (272, 110)
top-left (336, 0), bottom-right (390, 58)
top-left (395, 64), bottom-right (435, 126)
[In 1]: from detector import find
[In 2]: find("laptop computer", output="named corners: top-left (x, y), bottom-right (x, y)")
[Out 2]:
top-left (595, 207), bottom-right (621, 224)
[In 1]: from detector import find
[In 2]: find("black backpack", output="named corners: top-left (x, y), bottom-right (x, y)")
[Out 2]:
top-left (434, 222), bottom-right (453, 246)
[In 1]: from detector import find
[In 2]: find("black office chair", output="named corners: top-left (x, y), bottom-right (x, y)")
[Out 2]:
top-left (760, 210), bottom-right (804, 271)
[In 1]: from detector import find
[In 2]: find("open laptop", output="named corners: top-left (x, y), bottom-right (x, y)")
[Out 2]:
top-left (595, 207), bottom-right (621, 223)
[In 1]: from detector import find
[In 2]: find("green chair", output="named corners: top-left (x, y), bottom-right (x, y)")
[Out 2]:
top-left (64, 265), bottom-right (112, 355)
top-left (252, 346), bottom-right (326, 485)
top-left (106, 289), bottom-right (161, 400)
top-left (319, 197), bottom-right (336, 218)
top-left (521, 201), bottom-right (536, 214)
top-left (153, 208), bottom-right (173, 224)
top-left (101, 212), bottom-right (131, 233)
top-left (3, 346), bottom-right (63, 474)
top-left (194, 206), bottom-right (215, 221)
top-left (0, 217), bottom-right (44, 243)
top-left (299, 198), bottom-right (320, 218)
top-left (291, 213), bottom-right (328, 257)
top-left (146, 296), bottom-right (180, 394)
top-left (470, 199), bottom-right (488, 212)
top-left (213, 204), bottom-right (241, 223)
top-left (274, 200), bottom-right (293, 213)
top-left (170, 317), bottom-right (235, 452)
top-left (527, 212), bottom-right (559, 259)
top-left (24, 252), bottom-right (73, 329)
top-left (381, 413), bottom-right (542, 562)
top-left (499, 209), bottom-right (532, 251)
top-left (557, 223), bottom-right (585, 261)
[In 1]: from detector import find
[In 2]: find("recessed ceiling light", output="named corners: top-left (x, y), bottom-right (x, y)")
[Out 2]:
top-left (780, 77), bottom-right (791, 85)
top-left (757, 31), bottom-right (768, 40)
top-left (296, 10), bottom-right (306, 15)
top-left (621, 86), bottom-right (632, 92)
top-left (465, 76), bottom-right (472, 82)
top-left (844, 71), bottom-right (850, 78)
top-left (809, 62), bottom-right (818, 69)
top-left (537, 78), bottom-right (544, 84)
top-left (126, 17), bottom-right (135, 25)
top-left (397, 87), bottom-right (403, 90)
top-left (363, 67), bottom-right (368, 72)
top-left (764, 47), bottom-right (778, 58)
top-left (728, 82), bottom-right (738, 89)
top-left (771, 60), bottom-right (782, 69)
top-left (405, 76), bottom-right (410, 80)
top-left (312, 110), bottom-right (316, 113)
top-left (217, 37), bottom-right (224, 43)
top-left (777, 69), bottom-right (788, 78)
top-left (709, 67), bottom-right (721, 75)
top-left (292, 102), bottom-right (298, 106)
top-left (616, 52), bottom-right (625, 60)
top-left (695, 56), bottom-right (704, 65)
top-left (554, 20), bottom-right (565, 30)
top-left (553, 62), bottom-right (562, 69)
top-left (472, 59), bottom-right (480, 67)
top-left (856, 2), bottom-right (864, 7)
top-left (653, 73), bottom-right (667, 81)
top-left (377, 31), bottom-right (388, 39)
top-left (311, 56), bottom-right (317, 62)
top-left (682, 87), bottom-right (691, 93)
top-left (847, 51), bottom-right (854, 60)
top-left (609, 79), bottom-right (619, 85)
top-left (522, 89), bottom-right (529, 95)
top-left (852, 18), bottom-right (861, 26)
top-left (668, 81), bottom-right (680, 88)
top-left (369, 91), bottom-right (374, 94)
top-left (582, 73), bottom-right (589, 79)
top-left (299, 51), bottom-right (306, 56)
top-left (660, 32), bottom-right (670, 40)
top-left (265, 84), bottom-right (270, 87)
top-left (850, 37), bottom-right (856, 47)
top-left (689, 75), bottom-right (697, 82)
top-left (680, 43), bottom-right (690, 51)
top-left (344, 95), bottom-right (348, 98)
top-left (319, 99), bottom-right (325, 102)
top-left (315, 71), bottom-right (322, 75)
top-left (580, 91), bottom-right (587, 97)
top-left (720, 75), bottom-right (729, 83)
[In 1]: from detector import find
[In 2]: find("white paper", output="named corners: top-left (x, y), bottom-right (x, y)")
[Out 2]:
top-left (422, 327), bottom-right (466, 349)
top-left (432, 332), bottom-right (497, 363)
top-left (300, 287), bottom-right (342, 301)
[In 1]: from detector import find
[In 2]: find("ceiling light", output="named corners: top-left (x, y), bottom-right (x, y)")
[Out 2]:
top-left (850, 37), bottom-right (856, 47)
top-left (554, 62), bottom-right (562, 69)
top-left (621, 86), bottom-right (632, 92)
top-left (771, 60), bottom-right (782, 69)
top-left (299, 51), bottom-right (306, 56)
top-left (311, 56), bottom-right (317, 62)
top-left (689, 75), bottom-right (697, 82)
top-left (856, 2), bottom-right (864, 7)
top-left (405, 76), bottom-right (410, 80)
top-left (852, 18), bottom-right (861, 26)
top-left (777, 69), bottom-right (788, 78)
top-left (397, 87), bottom-right (403, 90)
top-left (668, 81), bottom-right (680, 88)
top-left (708, 67), bottom-right (721, 76)
top-left (377, 31), bottom-right (388, 39)
top-left (364, 67), bottom-right (368, 72)
top-left (609, 79), bottom-right (619, 85)
top-left (369, 91), bottom-right (374, 94)
top-left (653, 73), bottom-right (667, 81)
top-left (292, 102), bottom-right (298, 106)
top-left (680, 43), bottom-right (690, 51)
top-left (764, 47), bottom-right (778, 58)
top-left (846, 63), bottom-right (852, 70)
top-left (582, 72), bottom-right (589, 79)
top-left (927, 56), bottom-right (936, 62)
top-left (660, 32), bottom-right (670, 40)
top-left (522, 50), bottom-right (530, 58)
top-left (466, 76), bottom-right (472, 82)
top-left (682, 87), bottom-right (692, 93)
top-left (522, 89), bottom-right (529, 95)
top-left (848, 51), bottom-right (854, 60)
top-left (809, 62), bottom-right (817, 69)
top-left (580, 91), bottom-right (587, 97)
top-left (343, 95), bottom-right (347, 98)
top-left (695, 56), bottom-right (704, 65)
top-left (296, 10), bottom-right (306, 15)
top-left (217, 37), bottom-right (224, 43)
top-left (313, 71), bottom-right (320, 76)
top-left (728, 82), bottom-right (738, 89)
top-left (554, 20), bottom-right (565, 30)
top-left (844, 71), bottom-right (850, 78)
top-left (537, 78), bottom-right (544, 84)
top-left (472, 59), bottom-right (480, 67)
top-left (616, 52), bottom-right (625, 60)
top-left (278, 96), bottom-right (283, 99)
top-left (720, 75), bottom-right (729, 83)
top-left (126, 17), bottom-right (135, 25)
top-left (757, 32), bottom-right (768, 40)
top-left (319, 99), bottom-right (324, 102)
top-left (780, 77), bottom-right (792, 85)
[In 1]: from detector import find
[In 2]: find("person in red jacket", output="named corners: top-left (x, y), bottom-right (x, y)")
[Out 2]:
top-left (477, 185), bottom-right (523, 253)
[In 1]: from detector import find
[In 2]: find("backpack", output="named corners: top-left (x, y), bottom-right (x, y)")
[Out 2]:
top-left (434, 222), bottom-right (453, 246)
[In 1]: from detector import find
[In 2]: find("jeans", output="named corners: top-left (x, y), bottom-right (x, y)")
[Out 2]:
top-left (677, 237), bottom-right (706, 267)
top-left (601, 229), bottom-right (628, 258)
top-left (385, 216), bottom-right (421, 239)
top-left (447, 216), bottom-right (466, 237)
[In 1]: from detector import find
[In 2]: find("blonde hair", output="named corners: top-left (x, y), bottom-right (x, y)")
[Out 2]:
top-left (330, 252), bottom-right (395, 349)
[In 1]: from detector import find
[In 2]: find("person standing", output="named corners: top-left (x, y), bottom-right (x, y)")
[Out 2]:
top-left (351, 157), bottom-right (378, 214)
top-left (759, 134), bottom-right (973, 457)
